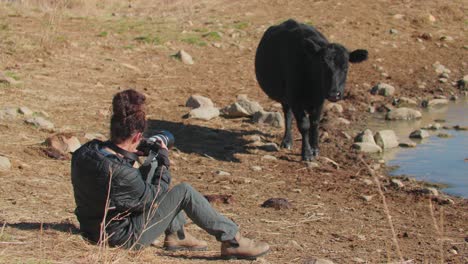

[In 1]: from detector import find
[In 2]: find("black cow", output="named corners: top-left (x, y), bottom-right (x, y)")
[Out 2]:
top-left (255, 19), bottom-right (368, 161)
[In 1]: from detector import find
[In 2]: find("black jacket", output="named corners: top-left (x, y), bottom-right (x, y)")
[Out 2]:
top-left (71, 140), bottom-right (170, 247)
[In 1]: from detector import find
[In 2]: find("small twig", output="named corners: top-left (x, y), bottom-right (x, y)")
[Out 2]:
top-left (0, 241), bottom-right (30, 245)
top-left (359, 156), bottom-right (404, 262)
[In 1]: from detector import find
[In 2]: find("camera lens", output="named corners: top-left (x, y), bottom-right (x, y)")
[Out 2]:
top-left (148, 130), bottom-right (175, 149)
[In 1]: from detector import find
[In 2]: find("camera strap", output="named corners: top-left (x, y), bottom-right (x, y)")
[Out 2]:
top-left (103, 141), bottom-right (140, 164)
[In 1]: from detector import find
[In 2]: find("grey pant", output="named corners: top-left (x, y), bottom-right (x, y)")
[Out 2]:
top-left (130, 182), bottom-right (238, 249)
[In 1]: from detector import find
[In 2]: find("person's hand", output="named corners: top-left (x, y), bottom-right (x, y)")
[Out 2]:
top-left (155, 139), bottom-right (170, 167)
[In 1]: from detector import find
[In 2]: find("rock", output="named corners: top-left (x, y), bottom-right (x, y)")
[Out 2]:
top-left (353, 257), bottom-right (366, 263)
top-left (425, 123), bottom-right (442, 130)
top-left (248, 135), bottom-right (262, 142)
top-left (370, 83), bottom-right (395, 96)
top-left (390, 179), bottom-right (404, 188)
top-left (375, 130), bottom-right (399, 149)
top-left (354, 129), bottom-right (376, 144)
top-left (0, 156), bottom-right (12, 171)
top-left (261, 198), bottom-right (292, 210)
top-left (440, 35), bottom-right (454, 42)
top-left (45, 133), bottom-right (81, 155)
top-left (437, 133), bottom-right (452, 138)
top-left (215, 170), bottom-right (231, 176)
top-left (185, 95), bottom-right (214, 108)
top-left (456, 75), bottom-right (467, 90)
top-left (262, 155), bottom-right (277, 161)
top-left (306, 162), bottom-right (320, 168)
top-left (188, 106), bottom-right (219, 120)
top-left (222, 97), bottom-right (263, 117)
top-left (422, 187), bottom-right (439, 196)
top-left (386, 107), bottom-right (422, 120)
top-left (303, 258), bottom-right (335, 264)
top-left (252, 111), bottom-right (284, 128)
top-left (453, 125), bottom-right (468, 131)
top-left (450, 95), bottom-right (458, 101)
top-left (340, 131), bottom-right (351, 140)
top-left (409, 129), bottom-right (430, 139)
top-left (421, 98), bottom-right (449, 108)
top-left (362, 179), bottom-right (373, 185)
top-left (260, 142), bottom-right (280, 152)
top-left (360, 195), bottom-right (374, 202)
top-left (377, 103), bottom-right (394, 113)
top-left (0, 107), bottom-right (18, 119)
top-left (25, 117), bottom-right (54, 130)
top-left (18, 106), bottom-right (33, 116)
top-left (352, 142), bottom-right (382, 153)
top-left (432, 62), bottom-right (450, 75)
top-left (250, 166), bottom-right (262, 171)
top-left (427, 14), bottom-right (436, 22)
top-left (367, 105), bottom-right (375, 113)
top-left (389, 28), bottom-right (398, 34)
top-left (172, 50), bottom-right (194, 65)
top-left (84, 133), bottom-right (107, 141)
top-left (399, 141), bottom-right (417, 148)
top-left (204, 194), bottom-right (234, 204)
top-left (398, 97), bottom-right (418, 106)
top-left (324, 103), bottom-right (343, 113)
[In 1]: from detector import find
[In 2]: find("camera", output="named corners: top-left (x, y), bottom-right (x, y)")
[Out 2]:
top-left (137, 130), bottom-right (175, 155)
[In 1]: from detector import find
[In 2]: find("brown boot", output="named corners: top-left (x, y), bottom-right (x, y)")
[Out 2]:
top-left (221, 232), bottom-right (270, 260)
top-left (163, 231), bottom-right (208, 251)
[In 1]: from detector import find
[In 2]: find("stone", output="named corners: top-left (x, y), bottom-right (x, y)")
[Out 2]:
top-left (423, 187), bottom-right (439, 196)
top-left (215, 170), bottom-right (231, 176)
top-left (303, 258), bottom-right (335, 264)
top-left (354, 129), bottom-right (376, 144)
top-left (370, 83), bottom-right (395, 96)
top-left (45, 133), bottom-right (81, 155)
top-left (353, 257), bottom-right (366, 263)
top-left (185, 95), bottom-right (214, 108)
top-left (440, 35), bottom-right (454, 42)
top-left (236, 97), bottom-right (263, 116)
top-left (172, 50), bottom-right (194, 65)
top-left (25, 117), bottom-right (54, 130)
top-left (252, 111), bottom-right (284, 128)
top-left (250, 166), bottom-right (262, 171)
top-left (422, 98), bottom-right (449, 108)
top-left (389, 28), bottom-right (398, 34)
top-left (352, 142), bottom-right (382, 153)
top-left (337, 117), bottom-right (350, 125)
top-left (450, 95), bottom-right (458, 101)
top-left (260, 142), bottom-right (280, 152)
top-left (432, 62), bottom-right (450, 75)
top-left (361, 195), bottom-right (374, 202)
top-left (453, 125), bottom-right (468, 131)
top-left (425, 123), bottom-right (441, 130)
top-left (324, 103), bottom-right (343, 113)
top-left (362, 179), bottom-right (373, 185)
top-left (0, 107), bottom-right (18, 119)
top-left (374, 130), bottom-right (399, 149)
top-left (399, 141), bottom-right (417, 148)
top-left (0, 156), bottom-right (12, 171)
top-left (221, 102), bottom-right (250, 117)
top-left (204, 194), bottom-right (234, 204)
top-left (457, 75), bottom-right (467, 90)
top-left (386, 107), bottom-right (422, 120)
top-left (409, 129), bottom-right (430, 139)
top-left (390, 179), bottom-right (404, 188)
top-left (398, 97), bottom-right (418, 106)
top-left (437, 133), bottom-right (452, 138)
top-left (306, 162), bottom-right (320, 168)
top-left (261, 198), bottom-right (292, 210)
top-left (262, 155), bottom-right (277, 161)
top-left (18, 106), bottom-right (33, 116)
top-left (188, 106), bottom-right (219, 120)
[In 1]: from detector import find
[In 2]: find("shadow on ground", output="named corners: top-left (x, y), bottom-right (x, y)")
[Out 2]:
top-left (7, 221), bottom-right (79, 234)
top-left (147, 119), bottom-right (270, 162)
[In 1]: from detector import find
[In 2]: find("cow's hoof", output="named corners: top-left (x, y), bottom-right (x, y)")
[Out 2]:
top-left (280, 141), bottom-right (292, 150)
top-left (301, 153), bottom-right (314, 161)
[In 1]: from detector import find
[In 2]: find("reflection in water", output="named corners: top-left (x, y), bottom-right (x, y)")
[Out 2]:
top-left (366, 99), bottom-right (468, 197)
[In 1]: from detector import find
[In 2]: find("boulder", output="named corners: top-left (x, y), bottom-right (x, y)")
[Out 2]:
top-left (409, 129), bottom-right (430, 139)
top-left (0, 156), bottom-right (12, 171)
top-left (354, 129), bottom-right (376, 144)
top-left (374, 130), bottom-right (399, 149)
top-left (185, 95), bottom-right (214, 108)
top-left (252, 111), bottom-right (284, 128)
top-left (25, 117), bottom-right (54, 130)
top-left (386, 107), bottom-right (422, 120)
top-left (370, 83), bottom-right (395, 96)
top-left (45, 134), bottom-right (81, 155)
top-left (352, 142), bottom-right (382, 153)
top-left (188, 106), bottom-right (219, 120)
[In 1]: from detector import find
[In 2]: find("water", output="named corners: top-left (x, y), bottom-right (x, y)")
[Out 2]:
top-left (367, 99), bottom-right (468, 197)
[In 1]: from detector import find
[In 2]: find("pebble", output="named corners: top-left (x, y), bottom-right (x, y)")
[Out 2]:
top-left (370, 83), bottom-right (395, 96)
top-left (354, 129), bottom-right (376, 144)
top-left (337, 117), bottom-right (350, 125)
top-left (360, 195), bottom-right (374, 202)
top-left (303, 258), bottom-right (335, 264)
top-left (324, 102), bottom-right (343, 113)
top-left (353, 257), bottom-right (366, 263)
top-left (425, 123), bottom-right (441, 130)
top-left (422, 98), bottom-right (449, 108)
top-left (391, 179), bottom-right (404, 188)
top-left (262, 155), bottom-right (277, 161)
top-left (252, 110), bottom-right (284, 128)
top-left (398, 97), bottom-right (418, 106)
top-left (250, 166), bottom-right (262, 171)
top-left (0, 156), bottom-right (12, 171)
top-left (352, 142), bottom-right (382, 153)
top-left (18, 106), bottom-right (33, 116)
top-left (374, 130), bottom-right (399, 149)
top-left (188, 106), bottom-right (220, 120)
top-left (306, 161), bottom-right (320, 168)
top-left (172, 50), bottom-right (194, 65)
top-left (261, 198), bottom-right (292, 210)
top-left (437, 133), bottom-right (452, 138)
top-left (261, 142), bottom-right (280, 152)
top-left (215, 170), bottom-right (231, 176)
top-left (362, 179), bottom-right (373, 185)
top-left (0, 107), bottom-right (18, 119)
top-left (399, 141), bottom-right (417, 148)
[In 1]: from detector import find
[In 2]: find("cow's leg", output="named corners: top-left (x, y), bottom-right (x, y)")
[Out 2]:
top-left (292, 108), bottom-right (313, 161)
top-left (308, 103), bottom-right (324, 157)
top-left (280, 103), bottom-right (293, 149)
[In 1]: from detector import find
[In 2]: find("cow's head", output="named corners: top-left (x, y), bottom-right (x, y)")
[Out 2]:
top-left (304, 39), bottom-right (368, 102)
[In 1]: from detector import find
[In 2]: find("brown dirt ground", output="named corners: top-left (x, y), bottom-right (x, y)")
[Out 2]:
top-left (0, 0), bottom-right (467, 263)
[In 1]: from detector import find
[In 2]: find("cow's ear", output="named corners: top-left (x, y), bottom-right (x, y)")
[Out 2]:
top-left (303, 38), bottom-right (322, 53)
top-left (349, 49), bottom-right (368, 63)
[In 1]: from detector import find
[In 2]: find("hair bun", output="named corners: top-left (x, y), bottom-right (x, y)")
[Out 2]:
top-left (112, 89), bottom-right (146, 119)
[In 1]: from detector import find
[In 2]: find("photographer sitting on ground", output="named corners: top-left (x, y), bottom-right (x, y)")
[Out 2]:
top-left (71, 89), bottom-right (269, 260)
